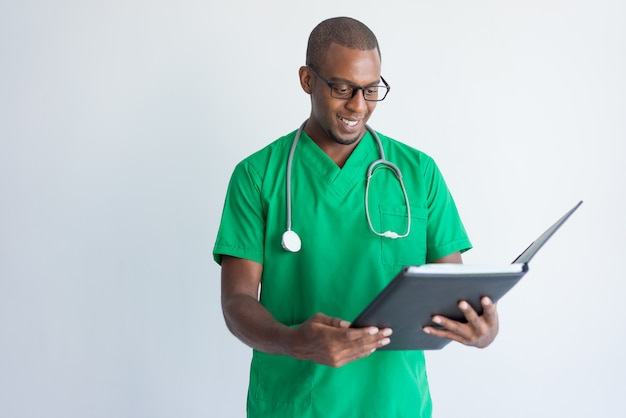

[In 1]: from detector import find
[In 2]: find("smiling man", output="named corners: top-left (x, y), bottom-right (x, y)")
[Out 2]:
top-left (213, 17), bottom-right (499, 418)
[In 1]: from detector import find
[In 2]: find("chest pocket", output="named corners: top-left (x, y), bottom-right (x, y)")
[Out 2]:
top-left (379, 205), bottom-right (428, 266)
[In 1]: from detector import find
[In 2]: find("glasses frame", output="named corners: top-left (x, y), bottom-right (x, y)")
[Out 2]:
top-left (307, 66), bottom-right (390, 102)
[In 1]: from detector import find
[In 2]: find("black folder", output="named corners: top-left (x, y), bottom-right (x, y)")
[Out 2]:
top-left (350, 201), bottom-right (583, 350)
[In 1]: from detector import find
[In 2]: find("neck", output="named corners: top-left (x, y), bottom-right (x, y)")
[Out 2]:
top-left (303, 120), bottom-right (363, 168)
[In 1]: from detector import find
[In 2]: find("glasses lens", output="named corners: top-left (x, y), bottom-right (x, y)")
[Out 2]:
top-left (363, 85), bottom-right (388, 101)
top-left (330, 83), bottom-right (389, 101)
top-left (330, 84), bottom-right (354, 99)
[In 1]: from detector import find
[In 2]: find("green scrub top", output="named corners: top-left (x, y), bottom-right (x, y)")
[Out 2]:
top-left (214, 128), bottom-right (472, 418)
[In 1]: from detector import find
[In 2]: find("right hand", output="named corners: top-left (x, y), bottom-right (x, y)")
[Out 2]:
top-left (288, 313), bottom-right (392, 367)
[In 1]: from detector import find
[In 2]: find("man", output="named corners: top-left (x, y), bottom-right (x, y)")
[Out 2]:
top-left (213, 17), bottom-right (499, 418)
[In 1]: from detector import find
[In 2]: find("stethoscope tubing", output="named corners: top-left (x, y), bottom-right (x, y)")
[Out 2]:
top-left (281, 120), bottom-right (410, 252)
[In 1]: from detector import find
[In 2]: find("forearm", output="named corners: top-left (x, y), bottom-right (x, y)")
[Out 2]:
top-left (222, 292), bottom-right (295, 356)
top-left (219, 255), bottom-right (390, 366)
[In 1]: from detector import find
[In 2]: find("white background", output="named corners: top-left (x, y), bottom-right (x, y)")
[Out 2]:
top-left (1, 1), bottom-right (625, 417)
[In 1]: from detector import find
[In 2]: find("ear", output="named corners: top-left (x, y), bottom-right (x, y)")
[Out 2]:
top-left (298, 66), bottom-right (313, 94)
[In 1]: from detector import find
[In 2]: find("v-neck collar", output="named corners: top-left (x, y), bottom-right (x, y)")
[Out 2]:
top-left (297, 130), bottom-right (379, 197)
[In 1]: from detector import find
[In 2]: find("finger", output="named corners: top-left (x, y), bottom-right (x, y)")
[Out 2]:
top-left (424, 299), bottom-right (499, 347)
top-left (334, 345), bottom-right (382, 367)
top-left (480, 297), bottom-right (498, 325)
top-left (365, 329), bottom-right (393, 353)
top-left (311, 313), bottom-right (350, 329)
top-left (430, 314), bottom-right (468, 338)
top-left (325, 330), bottom-right (392, 367)
top-left (424, 313), bottom-right (474, 344)
top-left (458, 300), bottom-right (481, 327)
top-left (344, 325), bottom-right (381, 341)
top-left (351, 332), bottom-right (392, 358)
top-left (329, 317), bottom-right (352, 329)
top-left (422, 323), bottom-right (468, 345)
top-left (316, 315), bottom-right (381, 344)
top-left (345, 327), bottom-right (392, 354)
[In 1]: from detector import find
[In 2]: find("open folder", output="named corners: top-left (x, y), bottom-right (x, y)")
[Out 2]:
top-left (350, 201), bottom-right (583, 350)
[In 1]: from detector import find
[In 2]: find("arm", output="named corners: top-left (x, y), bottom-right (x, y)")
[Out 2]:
top-left (430, 251), bottom-right (463, 264)
top-left (424, 251), bottom-right (499, 348)
top-left (220, 255), bottom-right (392, 367)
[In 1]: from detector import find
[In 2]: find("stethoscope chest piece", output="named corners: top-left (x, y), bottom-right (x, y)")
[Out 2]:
top-left (281, 230), bottom-right (302, 252)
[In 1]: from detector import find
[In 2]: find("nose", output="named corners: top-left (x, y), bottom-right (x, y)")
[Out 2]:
top-left (345, 89), bottom-right (370, 113)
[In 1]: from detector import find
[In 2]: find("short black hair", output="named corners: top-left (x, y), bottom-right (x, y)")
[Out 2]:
top-left (306, 17), bottom-right (380, 71)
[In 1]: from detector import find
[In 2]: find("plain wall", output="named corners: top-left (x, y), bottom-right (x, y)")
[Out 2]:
top-left (1, 1), bottom-right (625, 417)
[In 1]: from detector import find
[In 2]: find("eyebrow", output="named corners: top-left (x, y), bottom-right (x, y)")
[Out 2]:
top-left (326, 76), bottom-right (382, 86)
top-left (309, 66), bottom-right (383, 87)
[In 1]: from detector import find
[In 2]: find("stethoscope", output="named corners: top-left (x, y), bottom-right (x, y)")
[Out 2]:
top-left (281, 120), bottom-right (411, 252)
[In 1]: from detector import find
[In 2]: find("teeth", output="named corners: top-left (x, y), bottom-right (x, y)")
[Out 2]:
top-left (340, 117), bottom-right (358, 127)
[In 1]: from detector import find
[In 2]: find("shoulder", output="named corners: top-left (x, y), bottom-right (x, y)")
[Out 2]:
top-left (231, 129), bottom-right (297, 181)
top-left (374, 131), bottom-right (438, 173)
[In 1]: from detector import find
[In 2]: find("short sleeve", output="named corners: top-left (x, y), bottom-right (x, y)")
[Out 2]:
top-left (422, 157), bottom-right (472, 262)
top-left (213, 161), bottom-right (266, 265)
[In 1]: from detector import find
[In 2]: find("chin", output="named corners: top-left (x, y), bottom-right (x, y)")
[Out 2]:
top-left (330, 134), bottom-right (360, 146)
top-left (329, 128), bottom-right (364, 146)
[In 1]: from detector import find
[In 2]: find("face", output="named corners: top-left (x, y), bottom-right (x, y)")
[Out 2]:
top-left (300, 43), bottom-right (382, 147)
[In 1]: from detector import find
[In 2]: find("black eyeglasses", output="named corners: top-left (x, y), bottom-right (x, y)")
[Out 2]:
top-left (307, 66), bottom-right (390, 102)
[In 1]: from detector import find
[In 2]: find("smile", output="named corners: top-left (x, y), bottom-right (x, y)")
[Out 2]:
top-left (339, 117), bottom-right (359, 127)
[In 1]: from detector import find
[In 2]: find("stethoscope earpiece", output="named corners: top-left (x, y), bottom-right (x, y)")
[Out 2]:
top-left (282, 120), bottom-right (411, 252)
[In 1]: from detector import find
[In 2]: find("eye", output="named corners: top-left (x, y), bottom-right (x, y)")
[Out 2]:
top-left (332, 84), bottom-right (352, 97)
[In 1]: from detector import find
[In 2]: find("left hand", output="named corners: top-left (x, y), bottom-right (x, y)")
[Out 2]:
top-left (422, 297), bottom-right (499, 348)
